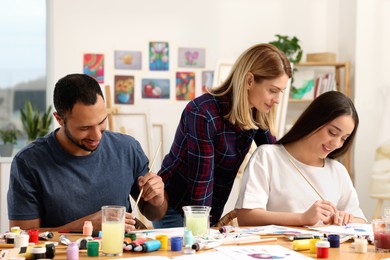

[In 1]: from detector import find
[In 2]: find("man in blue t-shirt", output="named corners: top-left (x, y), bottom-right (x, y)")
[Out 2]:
top-left (7, 73), bottom-right (167, 232)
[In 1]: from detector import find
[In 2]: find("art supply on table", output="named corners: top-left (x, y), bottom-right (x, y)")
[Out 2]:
top-left (183, 230), bottom-right (194, 247)
top-left (14, 234), bottom-right (29, 248)
top-left (292, 239), bottom-right (310, 251)
top-left (126, 238), bottom-right (146, 251)
top-left (133, 142), bottom-right (162, 213)
top-left (67, 242), bottom-right (79, 260)
top-left (45, 242), bottom-right (56, 259)
top-left (38, 231), bottom-right (54, 240)
top-left (27, 230), bottom-right (39, 244)
top-left (327, 234), bottom-right (340, 248)
top-left (59, 234), bottom-right (71, 245)
top-left (10, 226), bottom-right (21, 234)
top-left (316, 240), bottom-right (330, 258)
top-left (170, 237), bottom-right (183, 251)
top-left (219, 225), bottom-right (239, 234)
top-left (83, 221), bottom-right (93, 236)
top-left (309, 237), bottom-right (320, 253)
top-left (5, 232), bottom-right (16, 244)
top-left (136, 240), bottom-right (161, 252)
top-left (183, 205), bottom-right (211, 236)
top-left (155, 235), bottom-right (169, 250)
top-left (30, 246), bottom-right (46, 260)
top-left (191, 241), bottom-right (222, 251)
top-left (354, 238), bottom-right (368, 253)
top-left (87, 241), bottom-right (100, 257)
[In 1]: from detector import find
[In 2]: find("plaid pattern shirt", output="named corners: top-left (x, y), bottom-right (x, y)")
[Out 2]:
top-left (158, 93), bottom-right (276, 225)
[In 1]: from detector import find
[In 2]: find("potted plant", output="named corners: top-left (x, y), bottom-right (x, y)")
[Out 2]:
top-left (269, 34), bottom-right (303, 88)
top-left (20, 100), bottom-right (53, 141)
top-left (0, 124), bottom-right (21, 157)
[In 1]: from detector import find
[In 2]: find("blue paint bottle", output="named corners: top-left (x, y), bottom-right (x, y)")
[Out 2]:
top-left (137, 240), bottom-right (161, 252)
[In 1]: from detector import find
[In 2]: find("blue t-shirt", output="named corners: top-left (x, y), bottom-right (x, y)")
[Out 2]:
top-left (7, 129), bottom-right (149, 227)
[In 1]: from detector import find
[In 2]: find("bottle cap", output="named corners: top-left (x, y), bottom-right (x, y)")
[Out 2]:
top-left (316, 240), bottom-right (330, 248)
top-left (87, 241), bottom-right (99, 256)
top-left (30, 246), bottom-right (46, 254)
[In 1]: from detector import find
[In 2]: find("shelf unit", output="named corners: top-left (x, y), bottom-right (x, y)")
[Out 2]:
top-left (286, 62), bottom-right (354, 179)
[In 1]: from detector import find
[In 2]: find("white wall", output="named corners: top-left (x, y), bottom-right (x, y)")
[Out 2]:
top-left (47, 0), bottom-right (385, 220)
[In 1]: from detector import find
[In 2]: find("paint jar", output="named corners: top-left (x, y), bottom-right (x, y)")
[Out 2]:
top-left (170, 237), bottom-right (183, 251)
top-left (11, 226), bottom-right (21, 233)
top-left (45, 243), bottom-right (56, 259)
top-left (27, 230), bottom-right (39, 244)
top-left (30, 246), bottom-right (46, 260)
top-left (14, 234), bottom-right (30, 248)
top-left (83, 221), bottom-right (93, 236)
top-left (327, 234), bottom-right (340, 248)
top-left (87, 241), bottom-right (100, 256)
top-left (182, 206), bottom-right (211, 236)
top-left (292, 239), bottom-right (310, 251)
top-left (155, 235), bottom-right (169, 250)
top-left (309, 237), bottom-right (320, 253)
top-left (316, 240), bottom-right (330, 258)
top-left (5, 232), bottom-right (16, 244)
top-left (66, 242), bottom-right (79, 260)
top-left (354, 238), bottom-right (368, 253)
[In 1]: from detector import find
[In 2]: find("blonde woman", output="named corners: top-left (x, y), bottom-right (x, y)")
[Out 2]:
top-left (154, 43), bottom-right (292, 228)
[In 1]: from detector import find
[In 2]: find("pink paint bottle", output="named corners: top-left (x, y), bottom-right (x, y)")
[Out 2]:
top-left (83, 220), bottom-right (93, 236)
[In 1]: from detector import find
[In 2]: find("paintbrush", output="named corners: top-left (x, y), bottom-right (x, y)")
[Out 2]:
top-left (133, 142), bottom-right (162, 213)
top-left (288, 158), bottom-right (347, 226)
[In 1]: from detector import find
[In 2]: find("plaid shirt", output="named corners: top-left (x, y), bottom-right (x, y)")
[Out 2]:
top-left (158, 93), bottom-right (276, 225)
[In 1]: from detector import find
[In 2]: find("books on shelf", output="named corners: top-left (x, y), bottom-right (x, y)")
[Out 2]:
top-left (291, 68), bottom-right (336, 100)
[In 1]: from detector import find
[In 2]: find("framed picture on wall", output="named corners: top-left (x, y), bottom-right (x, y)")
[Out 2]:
top-left (141, 78), bottom-right (170, 99)
top-left (114, 75), bottom-right (134, 105)
top-left (178, 47), bottom-right (206, 68)
top-left (83, 53), bottom-right (104, 83)
top-left (176, 72), bottom-right (195, 101)
top-left (114, 50), bottom-right (142, 70)
top-left (149, 42), bottom-right (169, 71)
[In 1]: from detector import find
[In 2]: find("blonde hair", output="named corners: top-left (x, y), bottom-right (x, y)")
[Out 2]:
top-left (210, 43), bottom-right (292, 134)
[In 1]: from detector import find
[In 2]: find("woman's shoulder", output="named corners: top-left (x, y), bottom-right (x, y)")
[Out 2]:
top-left (185, 93), bottom-right (222, 116)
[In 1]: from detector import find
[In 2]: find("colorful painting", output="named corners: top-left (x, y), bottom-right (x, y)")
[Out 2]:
top-left (149, 42), bottom-right (169, 71)
top-left (178, 47), bottom-right (206, 68)
top-left (202, 70), bottom-right (214, 93)
top-left (83, 53), bottom-right (104, 83)
top-left (114, 75), bottom-right (134, 105)
top-left (114, 51), bottom-right (142, 70)
top-left (141, 78), bottom-right (170, 99)
top-left (176, 72), bottom-right (195, 101)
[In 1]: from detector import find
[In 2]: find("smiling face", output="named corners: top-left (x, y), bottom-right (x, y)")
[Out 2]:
top-left (247, 72), bottom-right (289, 113)
top-left (307, 115), bottom-right (355, 159)
top-left (54, 95), bottom-right (108, 155)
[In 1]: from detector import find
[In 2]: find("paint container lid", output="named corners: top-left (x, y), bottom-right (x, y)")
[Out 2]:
top-left (316, 240), bottom-right (330, 248)
top-left (30, 246), bottom-right (46, 254)
top-left (125, 233), bottom-right (137, 240)
top-left (327, 234), bottom-right (340, 248)
top-left (170, 237), bottom-right (183, 251)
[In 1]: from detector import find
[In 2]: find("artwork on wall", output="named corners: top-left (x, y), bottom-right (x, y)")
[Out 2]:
top-left (83, 53), bottom-right (104, 83)
top-left (201, 70), bottom-right (214, 93)
top-left (141, 78), bottom-right (170, 99)
top-left (114, 50), bottom-right (142, 70)
top-left (176, 72), bottom-right (195, 101)
top-left (149, 41), bottom-right (169, 71)
top-left (114, 75), bottom-right (134, 105)
top-left (178, 47), bottom-right (206, 68)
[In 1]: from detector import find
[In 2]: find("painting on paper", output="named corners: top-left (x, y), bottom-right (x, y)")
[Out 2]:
top-left (201, 70), bottom-right (214, 93)
top-left (141, 78), bottom-right (170, 99)
top-left (114, 50), bottom-right (142, 70)
top-left (176, 72), bottom-right (195, 101)
top-left (178, 47), bottom-right (206, 68)
top-left (114, 75), bottom-right (134, 105)
top-left (83, 53), bottom-right (104, 83)
top-left (149, 42), bottom-right (169, 71)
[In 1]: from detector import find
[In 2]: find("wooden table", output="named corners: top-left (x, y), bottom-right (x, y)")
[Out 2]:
top-left (2, 231), bottom-right (389, 259)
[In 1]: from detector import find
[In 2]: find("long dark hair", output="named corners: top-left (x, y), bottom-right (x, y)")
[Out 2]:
top-left (277, 91), bottom-right (358, 159)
